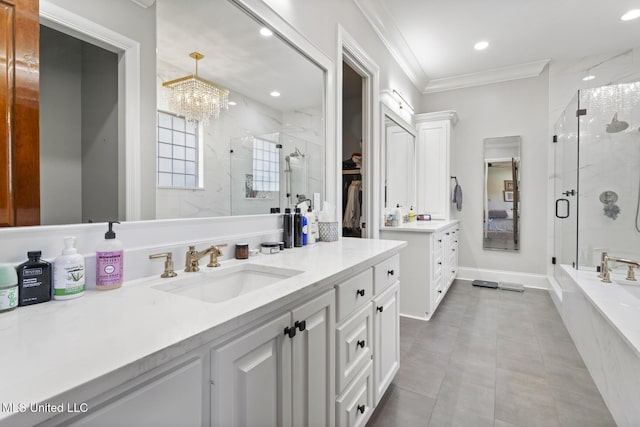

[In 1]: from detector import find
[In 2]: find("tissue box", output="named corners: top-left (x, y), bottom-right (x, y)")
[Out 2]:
top-left (318, 222), bottom-right (339, 242)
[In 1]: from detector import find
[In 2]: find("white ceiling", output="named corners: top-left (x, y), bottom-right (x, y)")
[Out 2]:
top-left (355, 0), bottom-right (640, 92)
top-left (156, 0), bottom-right (323, 111)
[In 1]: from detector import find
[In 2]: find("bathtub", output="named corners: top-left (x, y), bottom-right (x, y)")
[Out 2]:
top-left (555, 265), bottom-right (640, 427)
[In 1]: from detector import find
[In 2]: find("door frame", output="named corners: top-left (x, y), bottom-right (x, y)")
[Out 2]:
top-left (39, 0), bottom-right (142, 221)
top-left (337, 26), bottom-right (380, 239)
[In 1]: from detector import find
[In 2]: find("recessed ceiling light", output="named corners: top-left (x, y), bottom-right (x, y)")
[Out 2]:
top-left (474, 41), bottom-right (489, 51)
top-left (228, 101), bottom-right (237, 106)
top-left (621, 9), bottom-right (640, 21)
top-left (582, 75), bottom-right (596, 81)
top-left (270, 91), bottom-right (281, 97)
top-left (260, 27), bottom-right (273, 37)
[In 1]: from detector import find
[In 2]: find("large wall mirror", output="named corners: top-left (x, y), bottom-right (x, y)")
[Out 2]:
top-left (483, 136), bottom-right (521, 251)
top-left (37, 0), bottom-right (326, 225)
top-left (382, 104), bottom-right (416, 216)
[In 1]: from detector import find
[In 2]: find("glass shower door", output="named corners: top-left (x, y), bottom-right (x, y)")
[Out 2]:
top-left (553, 92), bottom-right (579, 276)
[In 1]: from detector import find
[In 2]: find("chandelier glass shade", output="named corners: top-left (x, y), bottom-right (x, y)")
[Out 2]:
top-left (163, 52), bottom-right (229, 125)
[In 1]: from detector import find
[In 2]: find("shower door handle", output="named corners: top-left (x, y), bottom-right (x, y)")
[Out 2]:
top-left (555, 198), bottom-right (570, 219)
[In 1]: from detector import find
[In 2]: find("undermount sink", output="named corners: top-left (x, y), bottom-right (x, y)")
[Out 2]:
top-left (152, 263), bottom-right (303, 304)
top-left (613, 278), bottom-right (640, 299)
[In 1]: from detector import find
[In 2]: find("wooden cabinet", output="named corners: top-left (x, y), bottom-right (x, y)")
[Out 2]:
top-left (372, 281), bottom-right (400, 404)
top-left (415, 111), bottom-right (457, 221)
top-left (1, 0), bottom-right (40, 226)
top-left (211, 290), bottom-right (335, 427)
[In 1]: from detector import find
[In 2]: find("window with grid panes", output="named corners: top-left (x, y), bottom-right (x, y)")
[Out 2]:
top-left (157, 111), bottom-right (199, 189)
top-left (252, 138), bottom-right (279, 192)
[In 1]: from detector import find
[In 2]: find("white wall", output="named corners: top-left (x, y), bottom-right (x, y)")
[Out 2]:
top-left (421, 70), bottom-right (550, 278)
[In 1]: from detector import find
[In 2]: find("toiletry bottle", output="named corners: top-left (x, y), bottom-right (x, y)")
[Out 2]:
top-left (294, 207), bottom-right (303, 247)
top-left (0, 263), bottom-right (19, 312)
top-left (283, 208), bottom-right (294, 248)
top-left (395, 204), bottom-right (403, 225)
top-left (53, 237), bottom-right (85, 300)
top-left (17, 251), bottom-right (52, 306)
top-left (305, 207), bottom-right (316, 245)
top-left (408, 206), bottom-right (416, 222)
top-left (96, 221), bottom-right (124, 290)
top-left (301, 210), bottom-right (308, 246)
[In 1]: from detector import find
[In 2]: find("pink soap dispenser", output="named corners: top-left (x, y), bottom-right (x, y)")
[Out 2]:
top-left (96, 221), bottom-right (124, 290)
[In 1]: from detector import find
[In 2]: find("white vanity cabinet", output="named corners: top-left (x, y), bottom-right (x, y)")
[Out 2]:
top-left (415, 111), bottom-right (457, 220)
top-left (334, 255), bottom-right (400, 427)
top-left (380, 221), bottom-right (459, 321)
top-left (211, 289), bottom-right (335, 427)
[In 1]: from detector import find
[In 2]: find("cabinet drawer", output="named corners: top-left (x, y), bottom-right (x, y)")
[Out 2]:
top-left (336, 268), bottom-right (373, 322)
top-left (336, 361), bottom-right (374, 427)
top-left (336, 303), bottom-right (372, 393)
top-left (373, 254), bottom-right (399, 295)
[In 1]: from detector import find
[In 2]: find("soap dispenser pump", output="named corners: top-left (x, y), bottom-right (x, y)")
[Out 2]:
top-left (96, 221), bottom-right (124, 290)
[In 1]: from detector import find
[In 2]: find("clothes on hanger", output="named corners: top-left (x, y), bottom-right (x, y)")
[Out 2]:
top-left (343, 180), bottom-right (362, 230)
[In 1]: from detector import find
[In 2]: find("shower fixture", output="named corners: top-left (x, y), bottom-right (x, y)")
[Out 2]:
top-left (606, 113), bottom-right (629, 133)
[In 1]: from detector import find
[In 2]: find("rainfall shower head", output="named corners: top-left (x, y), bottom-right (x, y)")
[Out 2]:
top-left (289, 147), bottom-right (305, 158)
top-left (606, 113), bottom-right (629, 133)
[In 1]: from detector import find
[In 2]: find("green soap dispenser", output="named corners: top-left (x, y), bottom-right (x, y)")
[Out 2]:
top-left (96, 221), bottom-right (124, 290)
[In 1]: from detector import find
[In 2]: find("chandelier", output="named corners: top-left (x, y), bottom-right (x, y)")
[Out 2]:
top-left (163, 52), bottom-right (229, 125)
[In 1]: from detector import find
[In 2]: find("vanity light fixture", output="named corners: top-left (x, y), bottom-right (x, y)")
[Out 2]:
top-left (162, 52), bottom-right (230, 125)
top-left (260, 27), bottom-right (273, 37)
top-left (270, 91), bottom-right (281, 97)
top-left (228, 101), bottom-right (237, 106)
top-left (621, 9), bottom-right (640, 21)
top-left (474, 41), bottom-right (489, 51)
top-left (583, 75), bottom-right (596, 81)
top-left (392, 89), bottom-right (414, 112)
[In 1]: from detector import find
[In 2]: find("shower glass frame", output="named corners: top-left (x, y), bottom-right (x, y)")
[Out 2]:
top-left (553, 81), bottom-right (640, 278)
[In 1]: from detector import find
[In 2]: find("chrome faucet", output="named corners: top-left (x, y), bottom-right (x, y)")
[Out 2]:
top-left (599, 251), bottom-right (640, 283)
top-left (185, 244), bottom-right (228, 272)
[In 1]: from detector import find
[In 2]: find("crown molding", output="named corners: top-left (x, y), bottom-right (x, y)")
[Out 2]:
top-left (352, 0), bottom-right (428, 92)
top-left (415, 110), bottom-right (458, 126)
top-left (130, 0), bottom-right (155, 8)
top-left (424, 59), bottom-right (550, 93)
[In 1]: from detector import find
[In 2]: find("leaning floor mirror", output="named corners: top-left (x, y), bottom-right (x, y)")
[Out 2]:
top-left (483, 136), bottom-right (521, 251)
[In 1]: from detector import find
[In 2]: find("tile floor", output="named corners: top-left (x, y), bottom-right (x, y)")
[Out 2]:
top-left (367, 280), bottom-right (617, 427)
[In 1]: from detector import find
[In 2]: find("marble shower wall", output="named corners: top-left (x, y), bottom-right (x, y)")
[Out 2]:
top-left (577, 82), bottom-right (640, 266)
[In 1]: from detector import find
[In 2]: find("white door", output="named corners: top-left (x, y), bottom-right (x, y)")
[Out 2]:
top-left (291, 290), bottom-right (336, 427)
top-left (212, 313), bottom-right (292, 427)
top-left (372, 282), bottom-right (400, 403)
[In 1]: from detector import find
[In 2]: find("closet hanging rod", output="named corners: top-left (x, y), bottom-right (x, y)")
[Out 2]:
top-left (343, 169), bottom-right (361, 175)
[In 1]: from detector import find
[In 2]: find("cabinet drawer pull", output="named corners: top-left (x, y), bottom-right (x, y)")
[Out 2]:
top-left (357, 340), bottom-right (365, 349)
top-left (454, 240), bottom-right (458, 243)
top-left (356, 289), bottom-right (365, 297)
top-left (438, 239), bottom-right (442, 243)
top-left (452, 248), bottom-right (456, 252)
top-left (295, 320), bottom-right (306, 332)
top-left (438, 261), bottom-right (442, 265)
top-left (357, 404), bottom-right (365, 414)
top-left (387, 269), bottom-right (395, 276)
top-left (446, 232), bottom-right (450, 235)
top-left (376, 306), bottom-right (384, 313)
top-left (438, 290), bottom-right (442, 294)
top-left (284, 326), bottom-right (296, 338)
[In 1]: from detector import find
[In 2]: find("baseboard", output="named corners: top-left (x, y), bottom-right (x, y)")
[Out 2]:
top-left (547, 275), bottom-right (563, 313)
top-left (458, 267), bottom-right (549, 290)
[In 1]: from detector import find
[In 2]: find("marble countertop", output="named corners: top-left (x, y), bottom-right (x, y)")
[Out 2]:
top-left (561, 265), bottom-right (640, 357)
top-left (380, 219), bottom-right (459, 233)
top-left (0, 238), bottom-right (405, 425)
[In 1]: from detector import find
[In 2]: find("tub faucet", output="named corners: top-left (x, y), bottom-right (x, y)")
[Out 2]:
top-left (185, 244), bottom-right (228, 272)
top-left (599, 252), bottom-right (640, 283)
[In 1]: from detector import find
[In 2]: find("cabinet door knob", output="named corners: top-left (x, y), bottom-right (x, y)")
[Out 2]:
top-left (357, 404), bottom-right (365, 414)
top-left (387, 269), bottom-right (394, 276)
top-left (454, 240), bottom-right (458, 243)
top-left (376, 306), bottom-right (384, 313)
top-left (446, 232), bottom-right (450, 235)
top-left (284, 326), bottom-right (296, 338)
top-left (356, 289), bottom-right (365, 297)
top-left (295, 320), bottom-right (306, 332)
top-left (452, 248), bottom-right (456, 252)
top-left (438, 239), bottom-right (442, 243)
top-left (438, 261), bottom-right (442, 265)
top-left (438, 290), bottom-right (442, 294)
top-left (357, 340), bottom-right (365, 349)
